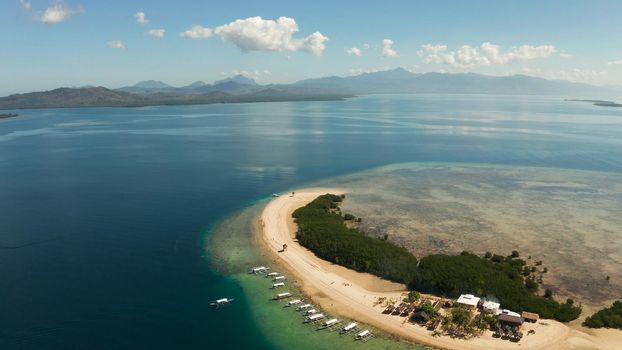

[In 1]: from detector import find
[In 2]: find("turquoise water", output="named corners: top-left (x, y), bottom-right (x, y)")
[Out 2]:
top-left (1, 94), bottom-right (622, 349)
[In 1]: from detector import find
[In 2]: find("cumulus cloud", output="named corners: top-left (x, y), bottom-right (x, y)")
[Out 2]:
top-left (147, 29), bottom-right (165, 38)
top-left (381, 39), bottom-right (398, 58)
top-left (559, 52), bottom-right (573, 58)
top-left (346, 47), bottom-right (362, 57)
top-left (222, 69), bottom-right (272, 81)
top-left (180, 25), bottom-right (213, 39)
top-left (418, 42), bottom-right (557, 67)
top-left (608, 59), bottom-right (622, 65)
top-left (213, 16), bottom-right (328, 56)
top-left (20, 1), bottom-right (82, 24)
top-left (20, 0), bottom-right (32, 10)
top-left (107, 40), bottom-right (126, 49)
top-left (363, 43), bottom-right (370, 49)
top-left (134, 11), bottom-right (148, 25)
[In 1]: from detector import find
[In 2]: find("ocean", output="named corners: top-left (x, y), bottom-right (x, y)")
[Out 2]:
top-left (1, 94), bottom-right (621, 349)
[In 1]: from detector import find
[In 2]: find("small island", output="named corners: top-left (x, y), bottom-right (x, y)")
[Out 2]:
top-left (0, 113), bottom-right (18, 119)
top-left (566, 99), bottom-right (622, 107)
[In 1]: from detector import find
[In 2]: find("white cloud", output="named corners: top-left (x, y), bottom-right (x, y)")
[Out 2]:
top-left (362, 43), bottom-right (370, 49)
top-left (147, 29), bottom-right (165, 38)
top-left (522, 67), bottom-right (607, 84)
top-left (213, 16), bottom-right (328, 56)
top-left (608, 59), bottom-right (622, 65)
top-left (419, 42), bottom-right (557, 68)
top-left (134, 11), bottom-right (148, 25)
top-left (559, 52), bottom-right (573, 58)
top-left (381, 39), bottom-right (398, 58)
top-left (180, 25), bottom-right (213, 39)
top-left (40, 3), bottom-right (79, 24)
top-left (20, 0), bottom-right (32, 10)
top-left (346, 47), bottom-right (362, 57)
top-left (107, 40), bottom-right (126, 49)
top-left (222, 69), bottom-right (272, 81)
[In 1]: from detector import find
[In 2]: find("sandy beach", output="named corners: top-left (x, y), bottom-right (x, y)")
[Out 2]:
top-left (257, 188), bottom-right (622, 350)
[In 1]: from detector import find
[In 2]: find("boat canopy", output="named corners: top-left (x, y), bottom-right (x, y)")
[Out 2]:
top-left (308, 313), bottom-right (325, 320)
top-left (357, 330), bottom-right (370, 338)
top-left (343, 322), bottom-right (357, 331)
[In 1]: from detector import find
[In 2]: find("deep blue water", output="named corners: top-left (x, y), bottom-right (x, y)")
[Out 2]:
top-left (1, 94), bottom-right (621, 349)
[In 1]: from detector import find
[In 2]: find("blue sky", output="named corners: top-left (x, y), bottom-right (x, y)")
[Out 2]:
top-left (2, 0), bottom-right (622, 95)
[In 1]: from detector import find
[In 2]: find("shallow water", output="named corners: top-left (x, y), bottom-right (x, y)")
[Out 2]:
top-left (1, 94), bottom-right (622, 349)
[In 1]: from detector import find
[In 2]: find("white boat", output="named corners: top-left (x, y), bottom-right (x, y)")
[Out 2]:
top-left (273, 292), bottom-right (292, 300)
top-left (285, 299), bottom-right (302, 307)
top-left (305, 313), bottom-right (325, 323)
top-left (266, 272), bottom-right (279, 277)
top-left (273, 276), bottom-right (286, 282)
top-left (272, 194), bottom-right (280, 197)
top-left (319, 318), bottom-right (340, 329)
top-left (272, 282), bottom-right (285, 289)
top-left (355, 330), bottom-right (371, 340)
top-left (296, 304), bottom-right (312, 311)
top-left (304, 309), bottom-right (318, 315)
top-left (210, 297), bottom-right (234, 307)
top-left (250, 266), bottom-right (268, 274)
top-left (341, 322), bottom-right (358, 334)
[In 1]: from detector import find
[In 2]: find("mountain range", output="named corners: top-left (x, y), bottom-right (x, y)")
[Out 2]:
top-left (1, 69), bottom-right (619, 110)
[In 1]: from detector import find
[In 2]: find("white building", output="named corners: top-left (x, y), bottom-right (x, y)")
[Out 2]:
top-left (456, 294), bottom-right (481, 308)
top-left (482, 300), bottom-right (501, 314)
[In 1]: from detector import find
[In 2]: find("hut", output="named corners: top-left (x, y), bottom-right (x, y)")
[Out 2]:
top-left (482, 300), bottom-right (501, 314)
top-left (498, 313), bottom-right (524, 326)
top-left (411, 311), bottom-right (431, 323)
top-left (522, 311), bottom-right (539, 323)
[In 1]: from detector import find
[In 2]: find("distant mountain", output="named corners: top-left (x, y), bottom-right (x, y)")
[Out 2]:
top-left (132, 80), bottom-right (171, 89)
top-left (0, 86), bottom-right (351, 110)
top-left (293, 68), bottom-right (616, 96)
top-left (185, 81), bottom-right (207, 88)
top-left (214, 74), bottom-right (257, 86)
top-left (2, 68), bottom-right (619, 110)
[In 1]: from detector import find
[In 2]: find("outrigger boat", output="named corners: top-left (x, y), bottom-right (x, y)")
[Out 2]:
top-left (266, 272), bottom-right (279, 277)
top-left (296, 303), bottom-right (312, 311)
top-left (272, 194), bottom-right (280, 197)
top-left (273, 275), bottom-right (286, 282)
top-left (355, 329), bottom-right (372, 341)
top-left (273, 292), bottom-right (292, 300)
top-left (285, 299), bottom-right (302, 307)
top-left (304, 313), bottom-right (325, 323)
top-left (272, 282), bottom-right (286, 289)
top-left (318, 318), bottom-right (340, 329)
top-left (210, 297), bottom-right (234, 307)
top-left (340, 322), bottom-right (358, 334)
top-left (304, 309), bottom-right (318, 316)
top-left (250, 266), bottom-right (269, 274)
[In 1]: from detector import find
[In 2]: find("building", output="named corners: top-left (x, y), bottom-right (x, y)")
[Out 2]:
top-left (522, 311), bottom-right (539, 323)
top-left (481, 300), bottom-right (501, 314)
top-left (456, 294), bottom-right (480, 309)
top-left (498, 313), bottom-right (524, 326)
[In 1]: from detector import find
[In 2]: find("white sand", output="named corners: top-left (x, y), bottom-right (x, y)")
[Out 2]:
top-left (258, 188), bottom-right (622, 350)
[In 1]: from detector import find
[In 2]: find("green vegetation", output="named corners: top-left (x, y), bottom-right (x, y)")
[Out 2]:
top-left (583, 301), bottom-right (622, 329)
top-left (406, 291), bottom-right (421, 303)
top-left (410, 252), bottom-right (581, 322)
top-left (293, 194), bottom-right (582, 323)
top-left (292, 194), bottom-right (419, 284)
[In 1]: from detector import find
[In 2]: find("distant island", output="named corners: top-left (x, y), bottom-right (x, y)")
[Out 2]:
top-left (566, 99), bottom-right (622, 107)
top-left (0, 113), bottom-right (18, 119)
top-left (2, 69), bottom-right (621, 110)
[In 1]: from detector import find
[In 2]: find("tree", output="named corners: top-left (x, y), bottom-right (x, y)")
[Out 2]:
top-left (484, 252), bottom-right (492, 259)
top-left (511, 250), bottom-right (520, 258)
top-left (544, 289), bottom-right (553, 298)
top-left (406, 291), bottom-right (421, 303)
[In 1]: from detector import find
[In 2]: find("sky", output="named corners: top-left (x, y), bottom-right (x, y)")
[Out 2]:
top-left (2, 0), bottom-right (622, 95)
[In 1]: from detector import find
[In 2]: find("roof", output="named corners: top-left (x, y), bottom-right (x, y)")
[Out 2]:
top-left (482, 300), bottom-right (500, 310)
top-left (456, 294), bottom-right (481, 307)
top-left (522, 311), bottom-right (539, 321)
top-left (498, 314), bottom-right (524, 325)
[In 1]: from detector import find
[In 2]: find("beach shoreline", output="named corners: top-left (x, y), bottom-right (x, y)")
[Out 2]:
top-left (255, 188), bottom-right (622, 350)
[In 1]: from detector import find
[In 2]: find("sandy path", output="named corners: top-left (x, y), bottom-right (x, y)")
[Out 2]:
top-left (258, 188), bottom-right (620, 350)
